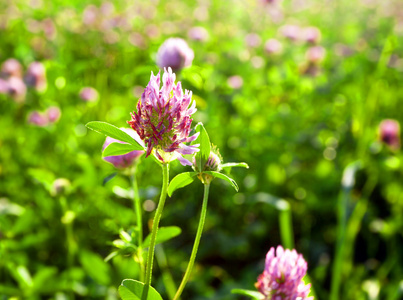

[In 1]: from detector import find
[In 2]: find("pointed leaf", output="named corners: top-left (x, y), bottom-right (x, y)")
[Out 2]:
top-left (142, 226), bottom-right (181, 248)
top-left (221, 162), bottom-right (249, 169)
top-left (103, 142), bottom-right (141, 157)
top-left (119, 279), bottom-right (163, 300)
top-left (86, 121), bottom-right (144, 150)
top-left (204, 171), bottom-right (239, 192)
top-left (231, 289), bottom-right (264, 300)
top-left (168, 172), bottom-right (198, 197)
top-left (103, 172), bottom-right (117, 186)
top-left (193, 122), bottom-right (210, 172)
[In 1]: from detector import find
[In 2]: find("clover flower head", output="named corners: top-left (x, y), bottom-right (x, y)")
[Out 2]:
top-left (1, 58), bottom-right (23, 79)
top-left (128, 68), bottom-right (199, 166)
top-left (256, 246), bottom-right (313, 300)
top-left (102, 128), bottom-right (144, 169)
top-left (156, 38), bottom-right (194, 71)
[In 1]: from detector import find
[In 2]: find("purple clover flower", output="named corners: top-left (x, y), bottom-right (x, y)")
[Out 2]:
top-left (1, 58), bottom-right (23, 79)
top-left (102, 128), bottom-right (144, 169)
top-left (256, 246), bottom-right (313, 300)
top-left (79, 87), bottom-right (99, 102)
top-left (25, 62), bottom-right (47, 92)
top-left (128, 67), bottom-right (199, 166)
top-left (156, 38), bottom-right (194, 71)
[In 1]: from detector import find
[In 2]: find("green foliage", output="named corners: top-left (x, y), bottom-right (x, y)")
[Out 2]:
top-left (119, 279), bottom-right (163, 300)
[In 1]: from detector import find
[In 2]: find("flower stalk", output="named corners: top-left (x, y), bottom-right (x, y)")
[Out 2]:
top-left (142, 163), bottom-right (170, 300)
top-left (131, 169), bottom-right (144, 282)
top-left (173, 183), bottom-right (210, 300)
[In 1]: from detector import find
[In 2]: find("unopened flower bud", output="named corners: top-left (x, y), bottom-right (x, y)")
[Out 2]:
top-left (52, 178), bottom-right (71, 196)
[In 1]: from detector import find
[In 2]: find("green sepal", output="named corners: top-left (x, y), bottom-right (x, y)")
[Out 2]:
top-left (193, 122), bottom-right (211, 172)
top-left (168, 172), bottom-right (198, 196)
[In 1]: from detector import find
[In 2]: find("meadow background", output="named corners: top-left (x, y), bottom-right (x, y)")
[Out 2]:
top-left (0, 0), bottom-right (403, 299)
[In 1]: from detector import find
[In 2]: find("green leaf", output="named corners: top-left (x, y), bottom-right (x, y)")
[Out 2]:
top-left (142, 226), bottom-right (181, 248)
top-left (221, 162), bottom-right (249, 169)
top-left (79, 250), bottom-right (111, 285)
top-left (204, 171), bottom-right (239, 192)
top-left (86, 121), bottom-right (144, 150)
top-left (194, 122), bottom-right (211, 172)
top-left (168, 172), bottom-right (198, 197)
top-left (103, 142), bottom-right (142, 157)
top-left (231, 289), bottom-right (263, 300)
top-left (103, 172), bottom-right (117, 186)
top-left (119, 279), bottom-right (163, 300)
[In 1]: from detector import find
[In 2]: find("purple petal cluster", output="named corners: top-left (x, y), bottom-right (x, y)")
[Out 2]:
top-left (256, 246), bottom-right (313, 300)
top-left (379, 119), bottom-right (400, 150)
top-left (128, 68), bottom-right (199, 166)
top-left (102, 128), bottom-right (144, 169)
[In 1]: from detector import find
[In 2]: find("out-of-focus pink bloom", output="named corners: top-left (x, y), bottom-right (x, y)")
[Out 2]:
top-left (0, 78), bottom-right (9, 93)
top-left (256, 246), bottom-right (313, 300)
top-left (1, 59), bottom-right (23, 78)
top-left (279, 24), bottom-right (301, 41)
top-left (227, 75), bottom-right (243, 89)
top-left (245, 33), bottom-right (262, 48)
top-left (306, 46), bottom-right (326, 63)
top-left (128, 68), bottom-right (199, 165)
top-left (129, 32), bottom-right (146, 49)
top-left (47, 106), bottom-right (61, 123)
top-left (334, 43), bottom-right (354, 57)
top-left (145, 24), bottom-right (161, 40)
top-left (261, 0), bottom-right (282, 4)
top-left (83, 5), bottom-right (98, 26)
top-left (264, 38), bottom-right (283, 54)
top-left (28, 111), bottom-right (48, 127)
top-left (79, 87), bottom-right (99, 102)
top-left (302, 26), bottom-right (321, 44)
top-left (379, 119), bottom-right (400, 150)
top-left (7, 77), bottom-right (26, 102)
top-left (188, 26), bottom-right (209, 42)
top-left (102, 128), bottom-right (144, 169)
top-left (156, 38), bottom-right (194, 71)
top-left (25, 62), bottom-right (47, 91)
top-left (100, 1), bottom-right (115, 16)
top-left (42, 18), bottom-right (57, 40)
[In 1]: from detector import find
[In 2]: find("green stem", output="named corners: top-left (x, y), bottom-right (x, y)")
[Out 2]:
top-left (131, 170), bottom-right (144, 282)
top-left (173, 183), bottom-right (210, 300)
top-left (142, 163), bottom-right (169, 300)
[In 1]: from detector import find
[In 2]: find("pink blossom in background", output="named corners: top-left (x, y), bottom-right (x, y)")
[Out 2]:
top-left (156, 38), bottom-right (194, 71)
top-left (264, 38), bottom-right (283, 55)
top-left (47, 106), bottom-right (61, 123)
top-left (279, 24), bottom-right (301, 41)
top-left (1, 58), bottom-right (23, 78)
top-left (227, 75), bottom-right (243, 89)
top-left (302, 26), bottom-right (321, 44)
top-left (79, 87), bottom-right (99, 102)
top-left (28, 111), bottom-right (48, 127)
top-left (0, 78), bottom-right (9, 93)
top-left (25, 61), bottom-right (47, 91)
top-left (82, 5), bottom-right (98, 26)
top-left (7, 76), bottom-right (26, 103)
top-left (245, 33), bottom-right (262, 48)
top-left (42, 18), bottom-right (57, 40)
top-left (256, 246), bottom-right (313, 300)
top-left (306, 46), bottom-right (326, 64)
top-left (102, 128), bottom-right (144, 169)
top-left (128, 68), bottom-right (199, 166)
top-left (188, 26), bottom-right (209, 42)
top-left (379, 119), bottom-right (400, 150)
